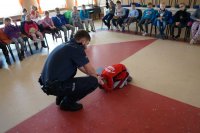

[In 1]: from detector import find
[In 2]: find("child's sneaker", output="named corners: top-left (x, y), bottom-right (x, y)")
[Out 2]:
top-left (142, 32), bottom-right (148, 36)
top-left (190, 39), bottom-right (195, 44)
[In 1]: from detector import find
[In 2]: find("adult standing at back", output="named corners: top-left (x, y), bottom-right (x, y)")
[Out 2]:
top-left (102, 0), bottom-right (115, 30)
top-left (39, 30), bottom-right (103, 111)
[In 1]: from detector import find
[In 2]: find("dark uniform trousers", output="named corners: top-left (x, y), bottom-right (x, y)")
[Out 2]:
top-left (40, 76), bottom-right (99, 104)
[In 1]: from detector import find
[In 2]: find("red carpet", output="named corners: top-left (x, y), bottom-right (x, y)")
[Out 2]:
top-left (6, 39), bottom-right (200, 133)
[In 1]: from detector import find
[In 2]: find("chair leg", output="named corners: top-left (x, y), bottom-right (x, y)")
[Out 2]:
top-left (155, 26), bottom-right (157, 37)
top-left (135, 23), bottom-right (138, 34)
top-left (7, 45), bottom-right (15, 62)
top-left (59, 31), bottom-right (64, 43)
top-left (23, 40), bottom-right (27, 52)
top-left (93, 21), bottom-right (96, 31)
top-left (101, 20), bottom-right (104, 30)
top-left (150, 24), bottom-right (153, 36)
top-left (184, 27), bottom-right (188, 41)
top-left (52, 34), bottom-right (55, 41)
top-left (27, 39), bottom-right (33, 55)
top-left (44, 35), bottom-right (49, 49)
top-left (165, 26), bottom-right (169, 39)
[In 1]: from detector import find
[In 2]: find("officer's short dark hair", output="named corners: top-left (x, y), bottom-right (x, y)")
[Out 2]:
top-left (74, 30), bottom-right (91, 41)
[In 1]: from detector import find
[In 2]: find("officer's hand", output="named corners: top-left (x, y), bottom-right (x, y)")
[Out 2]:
top-left (97, 76), bottom-right (104, 85)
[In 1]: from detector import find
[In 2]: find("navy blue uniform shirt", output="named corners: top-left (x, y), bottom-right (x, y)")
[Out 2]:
top-left (41, 39), bottom-right (89, 85)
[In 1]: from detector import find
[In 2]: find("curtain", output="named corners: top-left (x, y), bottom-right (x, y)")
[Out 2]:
top-left (75, 0), bottom-right (78, 6)
top-left (19, 0), bottom-right (24, 7)
top-left (65, 0), bottom-right (68, 8)
top-left (36, 0), bottom-right (43, 13)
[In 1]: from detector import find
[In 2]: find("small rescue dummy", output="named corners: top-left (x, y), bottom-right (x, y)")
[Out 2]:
top-left (99, 64), bottom-right (132, 91)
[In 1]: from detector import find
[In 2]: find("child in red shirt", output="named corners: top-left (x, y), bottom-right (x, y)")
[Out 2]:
top-left (24, 14), bottom-right (47, 50)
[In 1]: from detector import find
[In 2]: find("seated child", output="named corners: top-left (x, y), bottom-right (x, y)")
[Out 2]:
top-left (42, 11), bottom-right (60, 38)
top-left (112, 0), bottom-right (126, 31)
top-left (72, 6), bottom-right (84, 30)
top-left (54, 8), bottom-right (75, 42)
top-left (80, 4), bottom-right (95, 32)
top-left (99, 64), bottom-right (132, 91)
top-left (3, 18), bottom-right (25, 60)
top-left (170, 3), bottom-right (190, 39)
top-left (138, 2), bottom-right (155, 36)
top-left (24, 14), bottom-right (47, 50)
top-left (155, 2), bottom-right (171, 39)
top-left (123, 3), bottom-right (139, 30)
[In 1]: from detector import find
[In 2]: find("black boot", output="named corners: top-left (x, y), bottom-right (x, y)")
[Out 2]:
top-left (34, 42), bottom-right (39, 50)
top-left (56, 96), bottom-right (64, 105)
top-left (5, 56), bottom-right (11, 65)
top-left (41, 41), bottom-right (47, 48)
top-left (60, 97), bottom-right (83, 111)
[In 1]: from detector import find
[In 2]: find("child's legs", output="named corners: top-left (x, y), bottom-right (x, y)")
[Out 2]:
top-left (60, 26), bottom-right (68, 38)
top-left (118, 18), bottom-right (124, 27)
top-left (35, 31), bottom-right (44, 41)
top-left (76, 22), bottom-right (84, 29)
top-left (17, 37), bottom-right (25, 51)
top-left (138, 19), bottom-right (145, 31)
top-left (191, 22), bottom-right (199, 39)
top-left (192, 22), bottom-right (200, 41)
top-left (66, 24), bottom-right (75, 35)
top-left (30, 33), bottom-right (38, 42)
top-left (106, 14), bottom-right (114, 27)
top-left (127, 18), bottom-right (134, 25)
top-left (102, 14), bottom-right (109, 25)
top-left (162, 21), bottom-right (167, 30)
top-left (88, 19), bottom-right (94, 29)
top-left (112, 18), bottom-right (118, 27)
top-left (83, 20), bottom-right (89, 29)
top-left (144, 19), bottom-right (150, 33)
top-left (157, 20), bottom-right (162, 34)
top-left (11, 38), bottom-right (20, 54)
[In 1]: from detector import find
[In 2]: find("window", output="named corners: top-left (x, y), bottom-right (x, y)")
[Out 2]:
top-left (0, 0), bottom-right (22, 18)
top-left (99, 0), bottom-right (106, 6)
top-left (76, 0), bottom-right (95, 6)
top-left (40, 0), bottom-right (66, 11)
